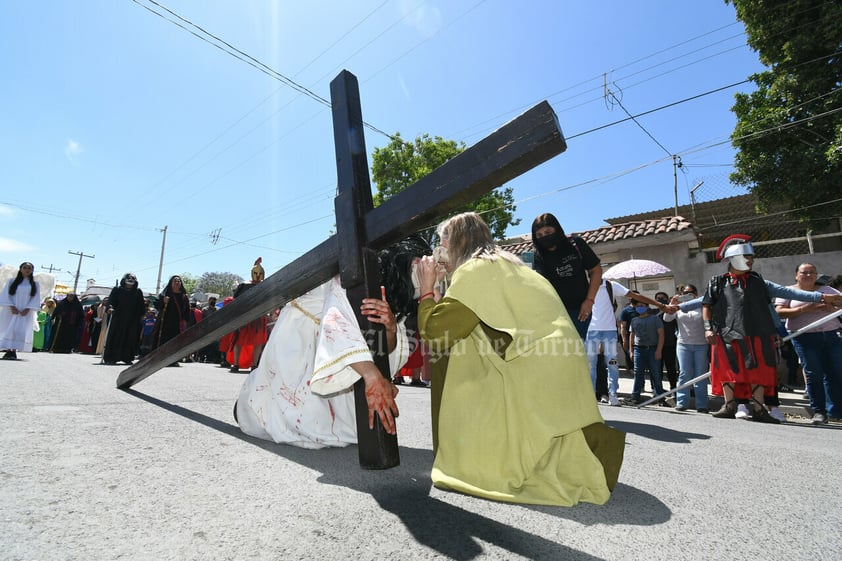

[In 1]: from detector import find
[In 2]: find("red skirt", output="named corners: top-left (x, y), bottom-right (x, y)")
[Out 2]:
top-left (710, 335), bottom-right (776, 399)
top-left (235, 316), bottom-right (269, 347)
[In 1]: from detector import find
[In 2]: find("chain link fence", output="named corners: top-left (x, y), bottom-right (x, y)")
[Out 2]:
top-left (681, 173), bottom-right (842, 262)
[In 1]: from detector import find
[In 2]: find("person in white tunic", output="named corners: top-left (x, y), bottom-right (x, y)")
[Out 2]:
top-left (0, 262), bottom-right (42, 360)
top-left (235, 276), bottom-right (410, 448)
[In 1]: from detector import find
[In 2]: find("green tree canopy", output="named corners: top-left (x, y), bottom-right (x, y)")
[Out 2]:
top-left (728, 0), bottom-right (842, 225)
top-left (371, 133), bottom-right (520, 240)
top-left (195, 271), bottom-right (243, 299)
top-left (179, 272), bottom-right (198, 296)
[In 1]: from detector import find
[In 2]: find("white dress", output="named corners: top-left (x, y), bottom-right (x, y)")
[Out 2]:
top-left (236, 277), bottom-right (409, 449)
top-left (0, 278), bottom-right (41, 352)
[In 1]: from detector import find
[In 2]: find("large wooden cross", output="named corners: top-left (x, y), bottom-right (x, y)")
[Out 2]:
top-left (116, 70), bottom-right (566, 468)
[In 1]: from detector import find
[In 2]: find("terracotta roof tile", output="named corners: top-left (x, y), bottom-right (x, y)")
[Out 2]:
top-left (500, 216), bottom-right (695, 256)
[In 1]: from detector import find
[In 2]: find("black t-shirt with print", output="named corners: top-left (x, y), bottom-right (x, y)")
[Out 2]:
top-left (533, 236), bottom-right (600, 311)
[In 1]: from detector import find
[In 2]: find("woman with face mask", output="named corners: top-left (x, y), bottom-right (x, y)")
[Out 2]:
top-left (102, 273), bottom-right (146, 365)
top-left (530, 213), bottom-right (602, 341)
top-left (417, 212), bottom-right (624, 506)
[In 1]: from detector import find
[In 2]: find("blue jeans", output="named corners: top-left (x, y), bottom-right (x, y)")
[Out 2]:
top-left (676, 342), bottom-right (710, 410)
top-left (790, 330), bottom-right (842, 418)
top-left (567, 307), bottom-right (591, 341)
top-left (586, 330), bottom-right (619, 395)
top-left (632, 346), bottom-right (665, 398)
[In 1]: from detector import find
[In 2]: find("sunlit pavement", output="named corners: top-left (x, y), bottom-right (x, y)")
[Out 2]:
top-left (2, 352), bottom-right (840, 560)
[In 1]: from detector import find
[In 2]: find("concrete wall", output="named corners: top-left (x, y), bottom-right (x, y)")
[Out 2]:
top-left (704, 251), bottom-right (842, 288)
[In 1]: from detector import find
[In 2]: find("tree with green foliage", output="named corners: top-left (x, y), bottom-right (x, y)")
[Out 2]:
top-left (728, 0), bottom-right (842, 225)
top-left (371, 133), bottom-right (520, 240)
top-left (179, 272), bottom-right (198, 296)
top-left (195, 271), bottom-right (243, 299)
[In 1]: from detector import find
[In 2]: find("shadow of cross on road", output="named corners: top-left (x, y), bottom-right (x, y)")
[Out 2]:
top-left (116, 69), bottom-right (567, 469)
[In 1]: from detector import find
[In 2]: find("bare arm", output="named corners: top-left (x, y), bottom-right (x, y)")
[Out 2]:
top-left (578, 264), bottom-right (603, 321)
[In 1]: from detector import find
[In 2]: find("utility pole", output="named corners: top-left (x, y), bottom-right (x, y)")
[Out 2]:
top-left (41, 264), bottom-right (60, 273)
top-left (156, 226), bottom-right (168, 294)
top-left (68, 250), bottom-right (95, 293)
top-left (673, 155), bottom-right (679, 217)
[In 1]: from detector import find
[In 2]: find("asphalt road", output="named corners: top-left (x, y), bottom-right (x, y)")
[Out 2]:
top-left (1, 352), bottom-right (840, 561)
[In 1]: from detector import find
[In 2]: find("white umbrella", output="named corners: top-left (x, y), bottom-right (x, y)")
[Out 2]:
top-left (602, 258), bottom-right (671, 280)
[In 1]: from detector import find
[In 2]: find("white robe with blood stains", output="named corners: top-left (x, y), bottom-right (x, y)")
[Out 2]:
top-left (236, 277), bottom-right (409, 448)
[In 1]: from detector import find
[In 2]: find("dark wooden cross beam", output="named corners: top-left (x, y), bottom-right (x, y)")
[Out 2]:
top-left (116, 70), bottom-right (567, 468)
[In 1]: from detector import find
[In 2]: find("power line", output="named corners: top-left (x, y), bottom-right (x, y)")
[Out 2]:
top-left (131, 0), bottom-right (397, 142)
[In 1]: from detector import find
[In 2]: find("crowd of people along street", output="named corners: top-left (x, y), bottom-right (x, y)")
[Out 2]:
top-left (3, 216), bottom-right (842, 437)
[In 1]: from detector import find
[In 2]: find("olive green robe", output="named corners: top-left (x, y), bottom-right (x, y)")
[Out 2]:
top-left (419, 257), bottom-right (624, 506)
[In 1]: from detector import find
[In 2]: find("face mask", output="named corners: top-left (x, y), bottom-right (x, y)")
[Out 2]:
top-left (534, 231), bottom-right (564, 250)
top-left (635, 306), bottom-right (649, 315)
top-left (729, 254), bottom-right (752, 271)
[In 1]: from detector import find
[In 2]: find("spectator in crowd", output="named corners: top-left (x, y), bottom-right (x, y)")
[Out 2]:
top-left (0, 262), bottom-right (41, 360)
top-left (627, 301), bottom-right (669, 405)
top-left (40, 298), bottom-right (56, 350)
top-left (138, 306), bottom-right (158, 358)
top-left (665, 284), bottom-right (710, 413)
top-left (198, 296), bottom-right (220, 363)
top-left (102, 273), bottom-right (146, 365)
top-left (775, 263), bottom-right (842, 424)
top-left (417, 212), bottom-right (624, 506)
top-left (94, 297), bottom-right (111, 355)
top-left (153, 275), bottom-right (192, 366)
top-left (32, 298), bottom-right (54, 352)
top-left (531, 212), bottom-right (602, 340)
top-left (77, 304), bottom-right (94, 354)
top-left (619, 293), bottom-right (640, 371)
top-left (50, 293), bottom-right (83, 353)
top-left (655, 291), bottom-right (679, 389)
top-left (586, 279), bottom-right (666, 406)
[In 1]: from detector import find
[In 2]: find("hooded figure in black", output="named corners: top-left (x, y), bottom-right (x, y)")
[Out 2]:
top-left (50, 293), bottom-right (84, 353)
top-left (531, 212), bottom-right (603, 340)
top-left (102, 273), bottom-right (146, 365)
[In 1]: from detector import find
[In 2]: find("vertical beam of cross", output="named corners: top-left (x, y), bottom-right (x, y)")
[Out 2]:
top-left (330, 70), bottom-right (399, 469)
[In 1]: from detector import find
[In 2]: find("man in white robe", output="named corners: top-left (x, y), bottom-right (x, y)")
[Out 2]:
top-left (235, 277), bottom-right (409, 448)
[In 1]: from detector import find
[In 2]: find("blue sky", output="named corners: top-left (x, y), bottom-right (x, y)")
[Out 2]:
top-left (0, 0), bottom-right (764, 294)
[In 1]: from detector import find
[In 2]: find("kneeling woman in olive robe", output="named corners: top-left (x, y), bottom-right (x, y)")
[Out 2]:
top-left (417, 212), bottom-right (625, 506)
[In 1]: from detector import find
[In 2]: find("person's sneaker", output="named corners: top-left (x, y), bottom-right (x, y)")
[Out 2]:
top-left (712, 401), bottom-right (737, 419)
top-left (735, 404), bottom-right (751, 419)
top-left (229, 365), bottom-right (240, 373)
top-left (752, 406), bottom-right (781, 424)
top-left (623, 395), bottom-right (641, 405)
top-left (599, 395), bottom-right (609, 404)
top-left (811, 412), bottom-right (828, 425)
top-left (768, 407), bottom-right (786, 423)
top-left (675, 405), bottom-right (688, 412)
top-left (608, 394), bottom-right (621, 406)
top-left (697, 408), bottom-right (709, 414)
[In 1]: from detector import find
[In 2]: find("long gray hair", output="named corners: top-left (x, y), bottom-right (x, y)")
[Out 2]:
top-left (437, 212), bottom-right (524, 271)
